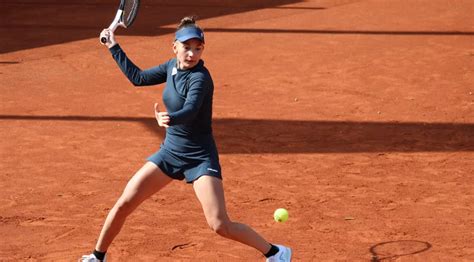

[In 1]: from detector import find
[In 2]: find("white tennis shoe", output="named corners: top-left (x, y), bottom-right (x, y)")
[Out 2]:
top-left (79, 254), bottom-right (107, 262)
top-left (266, 244), bottom-right (292, 262)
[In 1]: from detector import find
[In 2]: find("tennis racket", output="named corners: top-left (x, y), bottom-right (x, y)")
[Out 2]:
top-left (100, 0), bottom-right (140, 44)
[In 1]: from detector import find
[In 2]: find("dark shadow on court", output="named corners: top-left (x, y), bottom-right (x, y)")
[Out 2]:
top-left (4, 1), bottom-right (472, 54)
top-left (1, 115), bottom-right (473, 154)
top-left (132, 28), bottom-right (474, 41)
top-left (203, 28), bottom-right (474, 36)
top-left (369, 240), bottom-right (432, 261)
top-left (0, 0), bottom-right (303, 54)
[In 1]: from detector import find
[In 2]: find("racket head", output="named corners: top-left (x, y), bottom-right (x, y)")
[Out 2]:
top-left (120, 0), bottom-right (140, 28)
top-left (101, 0), bottom-right (139, 44)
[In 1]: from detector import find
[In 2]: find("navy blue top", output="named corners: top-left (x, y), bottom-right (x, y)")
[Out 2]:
top-left (109, 44), bottom-right (216, 158)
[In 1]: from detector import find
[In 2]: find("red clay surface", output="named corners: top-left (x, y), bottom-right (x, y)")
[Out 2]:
top-left (1, 0), bottom-right (473, 261)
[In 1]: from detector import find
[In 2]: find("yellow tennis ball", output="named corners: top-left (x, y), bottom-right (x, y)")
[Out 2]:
top-left (274, 208), bottom-right (289, 223)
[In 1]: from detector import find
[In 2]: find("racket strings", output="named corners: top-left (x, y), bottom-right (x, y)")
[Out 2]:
top-left (122, 0), bottom-right (140, 27)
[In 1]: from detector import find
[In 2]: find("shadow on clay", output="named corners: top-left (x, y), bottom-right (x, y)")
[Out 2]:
top-left (1, 114), bottom-right (472, 154)
top-left (369, 240), bottom-right (432, 262)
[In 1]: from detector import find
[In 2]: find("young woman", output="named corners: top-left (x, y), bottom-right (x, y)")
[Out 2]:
top-left (80, 16), bottom-right (291, 262)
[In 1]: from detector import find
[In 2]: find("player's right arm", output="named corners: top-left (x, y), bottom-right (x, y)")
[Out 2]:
top-left (103, 30), bottom-right (167, 86)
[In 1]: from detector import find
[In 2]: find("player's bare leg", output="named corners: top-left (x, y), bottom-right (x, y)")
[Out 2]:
top-left (192, 175), bottom-right (272, 254)
top-left (95, 162), bottom-right (173, 252)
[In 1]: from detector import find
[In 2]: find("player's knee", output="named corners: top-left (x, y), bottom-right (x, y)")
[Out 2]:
top-left (208, 219), bottom-right (230, 237)
top-left (113, 197), bottom-right (135, 217)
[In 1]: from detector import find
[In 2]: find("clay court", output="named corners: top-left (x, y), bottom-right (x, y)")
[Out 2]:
top-left (1, 0), bottom-right (473, 261)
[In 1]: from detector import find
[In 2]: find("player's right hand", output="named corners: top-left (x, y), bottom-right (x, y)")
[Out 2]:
top-left (99, 29), bottom-right (117, 48)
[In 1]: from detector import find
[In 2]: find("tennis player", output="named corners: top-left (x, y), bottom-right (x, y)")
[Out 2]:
top-left (80, 16), bottom-right (291, 262)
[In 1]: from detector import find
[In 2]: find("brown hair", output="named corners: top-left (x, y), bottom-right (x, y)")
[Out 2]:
top-left (177, 16), bottom-right (201, 30)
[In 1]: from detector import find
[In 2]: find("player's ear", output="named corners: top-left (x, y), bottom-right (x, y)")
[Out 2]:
top-left (172, 41), bottom-right (178, 54)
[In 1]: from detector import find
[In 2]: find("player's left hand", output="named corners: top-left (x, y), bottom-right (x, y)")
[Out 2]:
top-left (154, 103), bottom-right (170, 128)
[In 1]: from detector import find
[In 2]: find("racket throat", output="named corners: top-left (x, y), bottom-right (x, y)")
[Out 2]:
top-left (109, 10), bottom-right (124, 31)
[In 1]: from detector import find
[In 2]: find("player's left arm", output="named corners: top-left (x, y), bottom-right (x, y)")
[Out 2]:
top-left (168, 76), bottom-right (210, 125)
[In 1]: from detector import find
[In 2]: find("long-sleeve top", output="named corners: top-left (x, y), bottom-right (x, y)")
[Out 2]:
top-left (109, 44), bottom-right (217, 158)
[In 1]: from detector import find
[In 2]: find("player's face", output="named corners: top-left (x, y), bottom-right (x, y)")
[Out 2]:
top-left (173, 39), bottom-right (204, 70)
